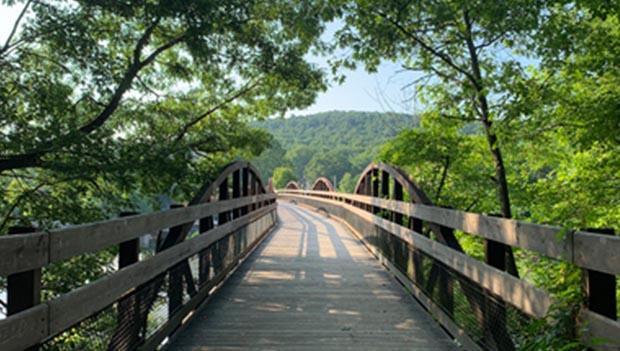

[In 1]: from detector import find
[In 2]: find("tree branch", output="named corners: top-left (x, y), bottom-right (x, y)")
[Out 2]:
top-left (0, 0), bottom-right (32, 56)
top-left (0, 20), bottom-right (187, 173)
top-left (173, 80), bottom-right (261, 143)
top-left (375, 10), bottom-right (481, 91)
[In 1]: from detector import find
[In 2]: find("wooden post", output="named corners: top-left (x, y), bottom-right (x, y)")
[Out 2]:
top-left (7, 226), bottom-right (40, 351)
top-left (483, 216), bottom-right (514, 351)
top-left (213, 179), bottom-right (230, 275)
top-left (232, 170), bottom-right (241, 219)
top-left (364, 174), bottom-right (372, 211)
top-left (372, 169), bottom-right (380, 214)
top-left (241, 168), bottom-right (250, 216)
top-left (584, 228), bottom-right (617, 320)
top-left (409, 219), bottom-right (425, 286)
top-left (198, 213), bottom-right (213, 286)
top-left (393, 181), bottom-right (403, 225)
top-left (381, 170), bottom-right (389, 219)
top-left (110, 212), bottom-right (141, 350)
top-left (250, 174), bottom-right (257, 211)
top-left (119, 212), bottom-right (140, 269)
top-left (168, 204), bottom-right (185, 317)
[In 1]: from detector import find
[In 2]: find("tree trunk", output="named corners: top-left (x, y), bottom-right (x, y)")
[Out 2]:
top-left (463, 10), bottom-right (518, 277)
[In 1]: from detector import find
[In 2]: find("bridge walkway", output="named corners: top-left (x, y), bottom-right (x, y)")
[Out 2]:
top-left (169, 202), bottom-right (456, 350)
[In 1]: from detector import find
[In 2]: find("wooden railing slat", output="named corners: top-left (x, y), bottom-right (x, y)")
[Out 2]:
top-left (0, 304), bottom-right (48, 351)
top-left (578, 309), bottom-right (620, 351)
top-left (0, 232), bottom-right (49, 276)
top-left (47, 204), bottom-right (275, 337)
top-left (0, 194), bottom-right (275, 276)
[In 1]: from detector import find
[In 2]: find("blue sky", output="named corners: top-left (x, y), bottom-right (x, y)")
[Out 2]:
top-left (0, 5), bottom-right (420, 116)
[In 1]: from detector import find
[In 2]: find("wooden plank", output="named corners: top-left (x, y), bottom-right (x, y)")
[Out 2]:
top-left (0, 194), bottom-right (274, 276)
top-left (0, 304), bottom-right (48, 351)
top-left (49, 194), bottom-right (275, 263)
top-left (0, 232), bottom-right (48, 276)
top-left (281, 193), bottom-right (552, 318)
top-left (574, 231), bottom-right (620, 276)
top-left (578, 309), bottom-right (620, 351)
top-left (167, 204), bottom-right (455, 351)
top-left (47, 205), bottom-right (276, 336)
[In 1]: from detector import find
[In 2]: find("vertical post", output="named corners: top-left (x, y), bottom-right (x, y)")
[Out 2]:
top-left (393, 181), bottom-right (403, 225)
top-left (119, 212), bottom-right (140, 269)
top-left (213, 179), bottom-right (230, 275)
top-left (584, 228), bottom-right (617, 320)
top-left (232, 170), bottom-right (241, 219)
top-left (168, 204), bottom-right (185, 317)
top-left (483, 218), bottom-right (514, 350)
top-left (242, 168), bottom-right (250, 216)
top-left (7, 226), bottom-right (40, 351)
top-left (250, 174), bottom-right (257, 211)
top-left (381, 170), bottom-right (390, 219)
top-left (408, 219), bottom-right (425, 286)
top-left (365, 174), bottom-right (372, 211)
top-left (219, 178), bottom-right (230, 224)
top-left (372, 169), bottom-right (380, 214)
top-left (198, 214), bottom-right (213, 286)
top-left (110, 212), bottom-right (141, 350)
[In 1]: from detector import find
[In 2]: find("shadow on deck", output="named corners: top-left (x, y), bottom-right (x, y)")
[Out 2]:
top-left (168, 202), bottom-right (456, 350)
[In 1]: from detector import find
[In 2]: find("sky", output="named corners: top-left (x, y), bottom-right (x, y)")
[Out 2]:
top-left (0, 4), bottom-right (422, 116)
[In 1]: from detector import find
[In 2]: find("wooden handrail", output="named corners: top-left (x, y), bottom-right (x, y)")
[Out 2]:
top-left (279, 189), bottom-right (619, 351)
top-left (278, 189), bottom-right (619, 275)
top-left (0, 202), bottom-right (277, 351)
top-left (279, 192), bottom-right (551, 317)
top-left (0, 194), bottom-right (276, 276)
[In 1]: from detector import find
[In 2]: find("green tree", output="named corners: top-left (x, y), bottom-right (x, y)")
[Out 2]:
top-left (0, 0), bottom-right (337, 228)
top-left (0, 1), bottom-right (337, 346)
top-left (272, 166), bottom-right (296, 189)
top-left (304, 147), bottom-right (353, 183)
top-left (337, 172), bottom-right (357, 193)
top-left (379, 116), bottom-right (495, 212)
top-left (252, 139), bottom-right (288, 183)
top-left (284, 144), bottom-right (314, 179)
top-left (336, 0), bottom-right (544, 221)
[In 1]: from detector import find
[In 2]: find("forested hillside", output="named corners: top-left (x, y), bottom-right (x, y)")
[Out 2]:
top-left (252, 111), bottom-right (418, 190)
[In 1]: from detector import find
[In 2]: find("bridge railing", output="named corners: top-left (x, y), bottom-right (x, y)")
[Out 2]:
top-left (0, 163), bottom-right (277, 351)
top-left (278, 188), bottom-right (619, 351)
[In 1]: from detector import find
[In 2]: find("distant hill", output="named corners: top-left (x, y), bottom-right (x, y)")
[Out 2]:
top-left (252, 110), bottom-right (418, 189)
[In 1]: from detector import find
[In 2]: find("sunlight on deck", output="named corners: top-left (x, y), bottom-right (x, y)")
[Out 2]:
top-left (169, 202), bottom-right (457, 350)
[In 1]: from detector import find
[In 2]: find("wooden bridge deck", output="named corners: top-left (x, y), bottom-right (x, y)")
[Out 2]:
top-left (169, 203), bottom-right (456, 350)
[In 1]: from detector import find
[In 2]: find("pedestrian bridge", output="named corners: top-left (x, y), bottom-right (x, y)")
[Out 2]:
top-left (0, 161), bottom-right (618, 351)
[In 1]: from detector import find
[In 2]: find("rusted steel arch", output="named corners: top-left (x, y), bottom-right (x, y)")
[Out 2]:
top-left (189, 160), bottom-right (267, 206)
top-left (161, 160), bottom-right (268, 250)
top-left (354, 162), bottom-right (432, 205)
top-left (285, 180), bottom-right (301, 190)
top-left (311, 177), bottom-right (335, 192)
top-left (353, 162), bottom-right (461, 250)
top-left (110, 161), bottom-right (270, 349)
